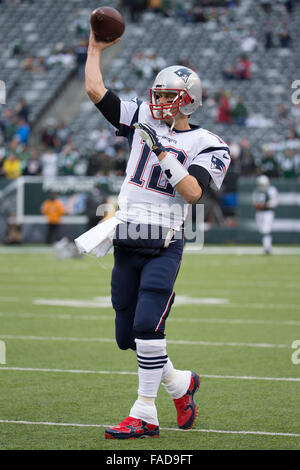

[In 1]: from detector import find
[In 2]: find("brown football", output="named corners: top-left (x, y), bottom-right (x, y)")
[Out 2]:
top-left (90, 6), bottom-right (125, 43)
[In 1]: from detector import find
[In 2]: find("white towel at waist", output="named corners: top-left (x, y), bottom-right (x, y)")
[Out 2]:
top-left (74, 216), bottom-right (122, 258)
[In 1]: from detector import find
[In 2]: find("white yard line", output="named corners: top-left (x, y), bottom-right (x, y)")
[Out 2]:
top-left (0, 334), bottom-right (290, 349)
top-left (1, 245), bottom-right (300, 255)
top-left (1, 366), bottom-right (300, 382)
top-left (1, 311), bottom-right (300, 326)
top-left (31, 298), bottom-right (300, 311)
top-left (0, 418), bottom-right (299, 438)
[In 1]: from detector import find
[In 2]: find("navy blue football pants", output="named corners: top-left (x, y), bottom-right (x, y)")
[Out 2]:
top-left (111, 238), bottom-right (184, 351)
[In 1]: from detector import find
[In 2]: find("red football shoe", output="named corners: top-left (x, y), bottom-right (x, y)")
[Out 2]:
top-left (173, 371), bottom-right (200, 429)
top-left (105, 416), bottom-right (159, 440)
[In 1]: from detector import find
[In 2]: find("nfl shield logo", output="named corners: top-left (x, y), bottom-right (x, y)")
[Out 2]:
top-left (174, 68), bottom-right (192, 84)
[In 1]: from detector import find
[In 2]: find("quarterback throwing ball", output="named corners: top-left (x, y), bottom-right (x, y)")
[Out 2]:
top-left (85, 28), bottom-right (231, 439)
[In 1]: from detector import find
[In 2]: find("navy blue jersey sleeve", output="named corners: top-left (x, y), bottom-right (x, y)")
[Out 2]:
top-left (95, 90), bottom-right (121, 130)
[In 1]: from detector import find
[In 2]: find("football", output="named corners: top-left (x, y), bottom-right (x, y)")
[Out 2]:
top-left (90, 6), bottom-right (125, 43)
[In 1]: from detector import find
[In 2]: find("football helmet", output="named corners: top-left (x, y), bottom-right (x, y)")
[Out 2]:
top-left (149, 65), bottom-right (202, 120)
top-left (256, 175), bottom-right (270, 190)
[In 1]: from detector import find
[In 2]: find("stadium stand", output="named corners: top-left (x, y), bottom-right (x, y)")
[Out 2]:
top-left (0, 0), bottom-right (300, 241)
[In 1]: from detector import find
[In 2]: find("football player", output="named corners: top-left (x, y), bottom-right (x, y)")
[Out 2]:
top-left (253, 175), bottom-right (278, 254)
top-left (85, 29), bottom-right (231, 439)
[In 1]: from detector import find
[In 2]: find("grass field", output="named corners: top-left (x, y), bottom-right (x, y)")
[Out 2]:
top-left (0, 246), bottom-right (300, 450)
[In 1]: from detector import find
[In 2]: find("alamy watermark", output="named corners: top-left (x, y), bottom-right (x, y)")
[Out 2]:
top-left (0, 340), bottom-right (6, 364)
top-left (96, 202), bottom-right (205, 247)
top-left (291, 340), bottom-right (300, 365)
top-left (0, 80), bottom-right (6, 105)
top-left (291, 80), bottom-right (300, 105)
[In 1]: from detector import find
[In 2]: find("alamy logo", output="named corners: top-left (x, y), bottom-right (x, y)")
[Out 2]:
top-left (291, 80), bottom-right (300, 105)
top-left (291, 340), bottom-right (300, 365)
top-left (0, 340), bottom-right (6, 364)
top-left (0, 80), bottom-right (6, 104)
top-left (174, 68), bottom-right (192, 84)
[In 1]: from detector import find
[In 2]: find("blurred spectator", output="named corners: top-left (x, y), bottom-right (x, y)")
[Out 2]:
top-left (3, 153), bottom-right (21, 179)
top-left (21, 54), bottom-right (46, 73)
top-left (278, 103), bottom-right (290, 124)
top-left (216, 90), bottom-right (232, 124)
top-left (22, 55), bottom-right (35, 72)
top-left (284, 0), bottom-right (294, 14)
top-left (279, 149), bottom-right (299, 178)
top-left (222, 65), bottom-right (235, 80)
top-left (41, 147), bottom-right (58, 177)
top-left (0, 152), bottom-right (5, 177)
top-left (99, 153), bottom-right (113, 176)
top-left (279, 27), bottom-right (291, 48)
top-left (290, 103), bottom-right (300, 124)
top-left (1, 110), bottom-right (19, 143)
top-left (41, 118), bottom-right (60, 149)
top-left (15, 98), bottom-right (30, 122)
top-left (85, 182), bottom-right (107, 231)
top-left (124, 0), bottom-right (148, 23)
top-left (260, 0), bottom-right (272, 14)
top-left (86, 152), bottom-right (103, 176)
top-left (148, 0), bottom-right (162, 14)
top-left (194, 7), bottom-right (208, 23)
top-left (56, 121), bottom-right (71, 147)
top-left (239, 139), bottom-right (257, 176)
top-left (4, 214), bottom-right (23, 245)
top-left (232, 96), bottom-right (248, 126)
top-left (18, 144), bottom-right (32, 172)
top-left (58, 143), bottom-right (80, 175)
top-left (235, 54), bottom-right (251, 80)
top-left (41, 192), bottom-right (66, 244)
top-left (259, 147), bottom-right (280, 177)
top-left (240, 33), bottom-right (258, 53)
top-left (114, 149), bottom-right (127, 176)
top-left (23, 148), bottom-right (42, 176)
top-left (264, 23), bottom-right (274, 49)
top-left (132, 50), bottom-right (166, 79)
top-left (90, 127), bottom-right (111, 152)
top-left (75, 39), bottom-right (88, 77)
top-left (74, 9), bottom-right (89, 38)
top-left (15, 118), bottom-right (30, 145)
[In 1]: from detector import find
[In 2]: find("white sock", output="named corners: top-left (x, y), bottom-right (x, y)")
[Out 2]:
top-left (129, 338), bottom-right (168, 425)
top-left (263, 234), bottom-right (272, 252)
top-left (129, 396), bottom-right (158, 426)
top-left (161, 360), bottom-right (191, 399)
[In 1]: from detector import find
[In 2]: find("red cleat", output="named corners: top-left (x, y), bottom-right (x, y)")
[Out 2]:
top-left (105, 416), bottom-right (159, 440)
top-left (173, 371), bottom-right (200, 429)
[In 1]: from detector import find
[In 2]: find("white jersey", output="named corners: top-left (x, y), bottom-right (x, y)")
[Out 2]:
top-left (114, 98), bottom-right (231, 230)
top-left (253, 186), bottom-right (278, 210)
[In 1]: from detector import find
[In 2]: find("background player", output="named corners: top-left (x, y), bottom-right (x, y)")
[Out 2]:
top-left (253, 175), bottom-right (278, 255)
top-left (85, 28), bottom-right (231, 440)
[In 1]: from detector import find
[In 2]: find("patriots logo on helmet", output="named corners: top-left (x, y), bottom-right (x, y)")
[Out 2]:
top-left (211, 155), bottom-right (227, 175)
top-left (174, 68), bottom-right (192, 84)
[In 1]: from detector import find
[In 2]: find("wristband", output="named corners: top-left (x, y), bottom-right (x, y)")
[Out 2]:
top-left (159, 153), bottom-right (189, 187)
top-left (152, 144), bottom-right (166, 157)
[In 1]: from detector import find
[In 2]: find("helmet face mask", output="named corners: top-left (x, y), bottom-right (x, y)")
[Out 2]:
top-left (149, 65), bottom-right (202, 121)
top-left (149, 88), bottom-right (192, 120)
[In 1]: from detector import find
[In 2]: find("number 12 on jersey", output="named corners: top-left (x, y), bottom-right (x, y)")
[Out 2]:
top-left (130, 144), bottom-right (187, 196)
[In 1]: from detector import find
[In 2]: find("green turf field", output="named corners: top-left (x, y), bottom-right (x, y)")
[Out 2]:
top-left (0, 247), bottom-right (300, 450)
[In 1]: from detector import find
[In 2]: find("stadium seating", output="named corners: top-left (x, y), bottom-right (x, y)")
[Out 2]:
top-left (0, 0), bottom-right (119, 124)
top-left (1, 0), bottom-right (299, 166)
top-left (66, 0), bottom-right (300, 159)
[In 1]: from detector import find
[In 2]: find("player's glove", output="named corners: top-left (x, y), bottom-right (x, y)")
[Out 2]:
top-left (133, 122), bottom-right (166, 156)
